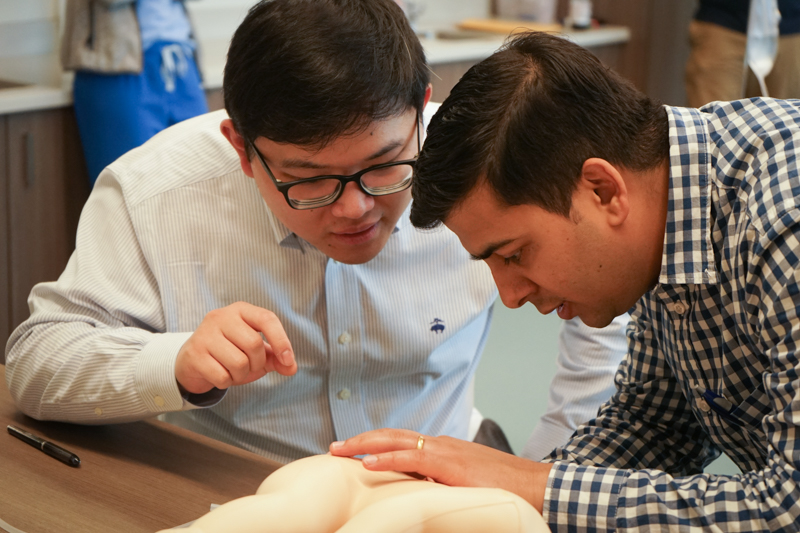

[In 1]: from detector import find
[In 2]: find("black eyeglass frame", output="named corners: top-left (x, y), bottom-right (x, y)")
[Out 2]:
top-left (248, 115), bottom-right (422, 210)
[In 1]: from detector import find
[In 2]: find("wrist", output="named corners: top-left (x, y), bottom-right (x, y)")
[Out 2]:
top-left (526, 461), bottom-right (553, 514)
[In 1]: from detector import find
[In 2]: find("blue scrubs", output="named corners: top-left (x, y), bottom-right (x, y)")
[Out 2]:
top-left (73, 41), bottom-right (208, 185)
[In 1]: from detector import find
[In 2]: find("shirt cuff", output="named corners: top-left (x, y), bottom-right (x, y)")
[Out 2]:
top-left (522, 418), bottom-right (579, 461)
top-left (543, 461), bottom-right (627, 533)
top-left (134, 331), bottom-right (194, 413)
top-left (180, 386), bottom-right (226, 408)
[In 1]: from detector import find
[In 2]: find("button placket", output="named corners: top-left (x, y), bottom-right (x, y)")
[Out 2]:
top-left (325, 258), bottom-right (368, 437)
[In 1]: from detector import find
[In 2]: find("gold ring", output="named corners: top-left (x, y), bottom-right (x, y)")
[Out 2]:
top-left (416, 435), bottom-right (425, 450)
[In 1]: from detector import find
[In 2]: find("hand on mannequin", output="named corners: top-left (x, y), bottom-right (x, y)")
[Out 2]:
top-left (329, 429), bottom-right (553, 514)
top-left (175, 301), bottom-right (296, 394)
top-left (158, 455), bottom-right (549, 532)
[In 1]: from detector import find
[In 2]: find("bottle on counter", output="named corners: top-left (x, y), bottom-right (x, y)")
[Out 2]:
top-left (568, 0), bottom-right (592, 29)
top-left (518, 0), bottom-right (557, 23)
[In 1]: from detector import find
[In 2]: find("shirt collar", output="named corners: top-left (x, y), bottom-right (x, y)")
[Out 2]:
top-left (659, 105), bottom-right (718, 285)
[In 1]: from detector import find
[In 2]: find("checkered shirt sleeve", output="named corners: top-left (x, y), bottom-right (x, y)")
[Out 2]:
top-left (540, 98), bottom-right (800, 532)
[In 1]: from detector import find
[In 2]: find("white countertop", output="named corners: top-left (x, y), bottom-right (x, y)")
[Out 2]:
top-left (0, 84), bottom-right (73, 116)
top-left (0, 25), bottom-right (630, 116)
top-left (419, 25), bottom-right (630, 64)
top-left (197, 25), bottom-right (630, 89)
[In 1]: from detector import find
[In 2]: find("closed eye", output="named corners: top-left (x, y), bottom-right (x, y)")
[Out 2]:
top-left (502, 251), bottom-right (522, 266)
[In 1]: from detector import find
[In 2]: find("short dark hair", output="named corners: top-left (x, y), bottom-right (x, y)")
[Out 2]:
top-left (224, 0), bottom-right (429, 148)
top-left (409, 31), bottom-right (668, 229)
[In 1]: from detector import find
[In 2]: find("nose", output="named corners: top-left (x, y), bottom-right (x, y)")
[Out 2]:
top-left (491, 267), bottom-right (537, 309)
top-left (330, 181), bottom-right (374, 219)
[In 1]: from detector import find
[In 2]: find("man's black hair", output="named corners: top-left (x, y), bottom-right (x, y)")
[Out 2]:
top-left (224, 0), bottom-right (429, 148)
top-left (409, 31), bottom-right (668, 229)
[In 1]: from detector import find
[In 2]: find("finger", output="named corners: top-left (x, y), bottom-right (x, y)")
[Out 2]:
top-left (262, 341), bottom-right (298, 376)
top-left (329, 429), bottom-right (420, 456)
top-left (359, 449), bottom-right (434, 476)
top-left (206, 335), bottom-right (253, 384)
top-left (220, 321), bottom-right (268, 377)
top-left (237, 303), bottom-right (295, 367)
top-left (190, 350), bottom-right (235, 390)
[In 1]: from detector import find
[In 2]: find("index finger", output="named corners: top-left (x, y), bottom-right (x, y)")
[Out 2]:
top-left (236, 303), bottom-right (295, 367)
top-left (330, 428), bottom-right (420, 457)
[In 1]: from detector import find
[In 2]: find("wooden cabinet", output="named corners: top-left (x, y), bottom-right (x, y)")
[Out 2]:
top-left (0, 116), bottom-right (8, 351)
top-left (0, 108), bottom-right (90, 361)
top-left (429, 60), bottom-right (479, 103)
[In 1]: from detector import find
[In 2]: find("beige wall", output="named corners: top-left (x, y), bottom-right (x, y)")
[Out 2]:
top-left (0, 0), bottom-right (62, 86)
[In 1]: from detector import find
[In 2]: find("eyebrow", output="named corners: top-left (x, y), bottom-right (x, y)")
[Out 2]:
top-left (279, 139), bottom-right (406, 170)
top-left (469, 239), bottom-right (514, 261)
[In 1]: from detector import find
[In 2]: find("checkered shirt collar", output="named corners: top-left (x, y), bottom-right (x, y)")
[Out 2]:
top-left (659, 105), bottom-right (719, 286)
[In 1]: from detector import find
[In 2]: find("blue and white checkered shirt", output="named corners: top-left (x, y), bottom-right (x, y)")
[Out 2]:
top-left (543, 98), bottom-right (800, 532)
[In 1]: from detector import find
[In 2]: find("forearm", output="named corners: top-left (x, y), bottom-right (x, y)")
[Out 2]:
top-left (5, 169), bottom-right (194, 423)
top-left (5, 290), bottom-right (193, 423)
top-left (544, 459), bottom-right (799, 532)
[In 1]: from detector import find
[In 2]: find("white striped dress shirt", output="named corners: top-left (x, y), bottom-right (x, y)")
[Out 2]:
top-left (5, 109), bottom-right (500, 463)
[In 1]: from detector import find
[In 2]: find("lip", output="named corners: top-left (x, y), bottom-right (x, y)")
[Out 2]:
top-left (331, 222), bottom-right (380, 245)
top-left (538, 301), bottom-right (564, 315)
top-left (556, 301), bottom-right (575, 320)
top-left (334, 222), bottom-right (378, 235)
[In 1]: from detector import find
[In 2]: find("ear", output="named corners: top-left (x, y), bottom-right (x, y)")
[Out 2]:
top-left (220, 119), bottom-right (255, 178)
top-left (422, 83), bottom-right (433, 111)
top-left (579, 158), bottom-right (629, 227)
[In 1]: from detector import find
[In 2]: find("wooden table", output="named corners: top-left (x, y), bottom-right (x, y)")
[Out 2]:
top-left (0, 365), bottom-right (282, 532)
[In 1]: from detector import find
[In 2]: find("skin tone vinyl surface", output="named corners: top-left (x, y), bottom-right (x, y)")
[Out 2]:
top-left (159, 454), bottom-right (548, 533)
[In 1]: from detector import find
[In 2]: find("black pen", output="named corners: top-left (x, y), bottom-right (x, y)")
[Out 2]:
top-left (7, 425), bottom-right (81, 467)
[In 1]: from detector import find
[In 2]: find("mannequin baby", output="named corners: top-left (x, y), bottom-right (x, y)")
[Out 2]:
top-left (160, 454), bottom-right (547, 532)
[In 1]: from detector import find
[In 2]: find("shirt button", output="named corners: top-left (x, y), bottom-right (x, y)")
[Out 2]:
top-left (674, 302), bottom-right (686, 314)
top-left (338, 332), bottom-right (352, 345)
top-left (337, 388), bottom-right (351, 400)
top-left (697, 397), bottom-right (711, 412)
top-left (94, 407), bottom-right (103, 416)
top-left (154, 395), bottom-right (165, 407)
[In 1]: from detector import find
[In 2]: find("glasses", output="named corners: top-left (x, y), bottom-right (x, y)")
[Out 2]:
top-left (249, 116), bottom-right (421, 210)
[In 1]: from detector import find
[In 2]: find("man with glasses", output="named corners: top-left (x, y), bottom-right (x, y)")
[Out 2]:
top-left (6, 0), bottom-right (626, 463)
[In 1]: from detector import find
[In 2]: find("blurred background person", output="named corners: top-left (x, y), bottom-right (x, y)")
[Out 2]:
top-left (61, 0), bottom-right (208, 185)
top-left (686, 0), bottom-right (800, 108)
